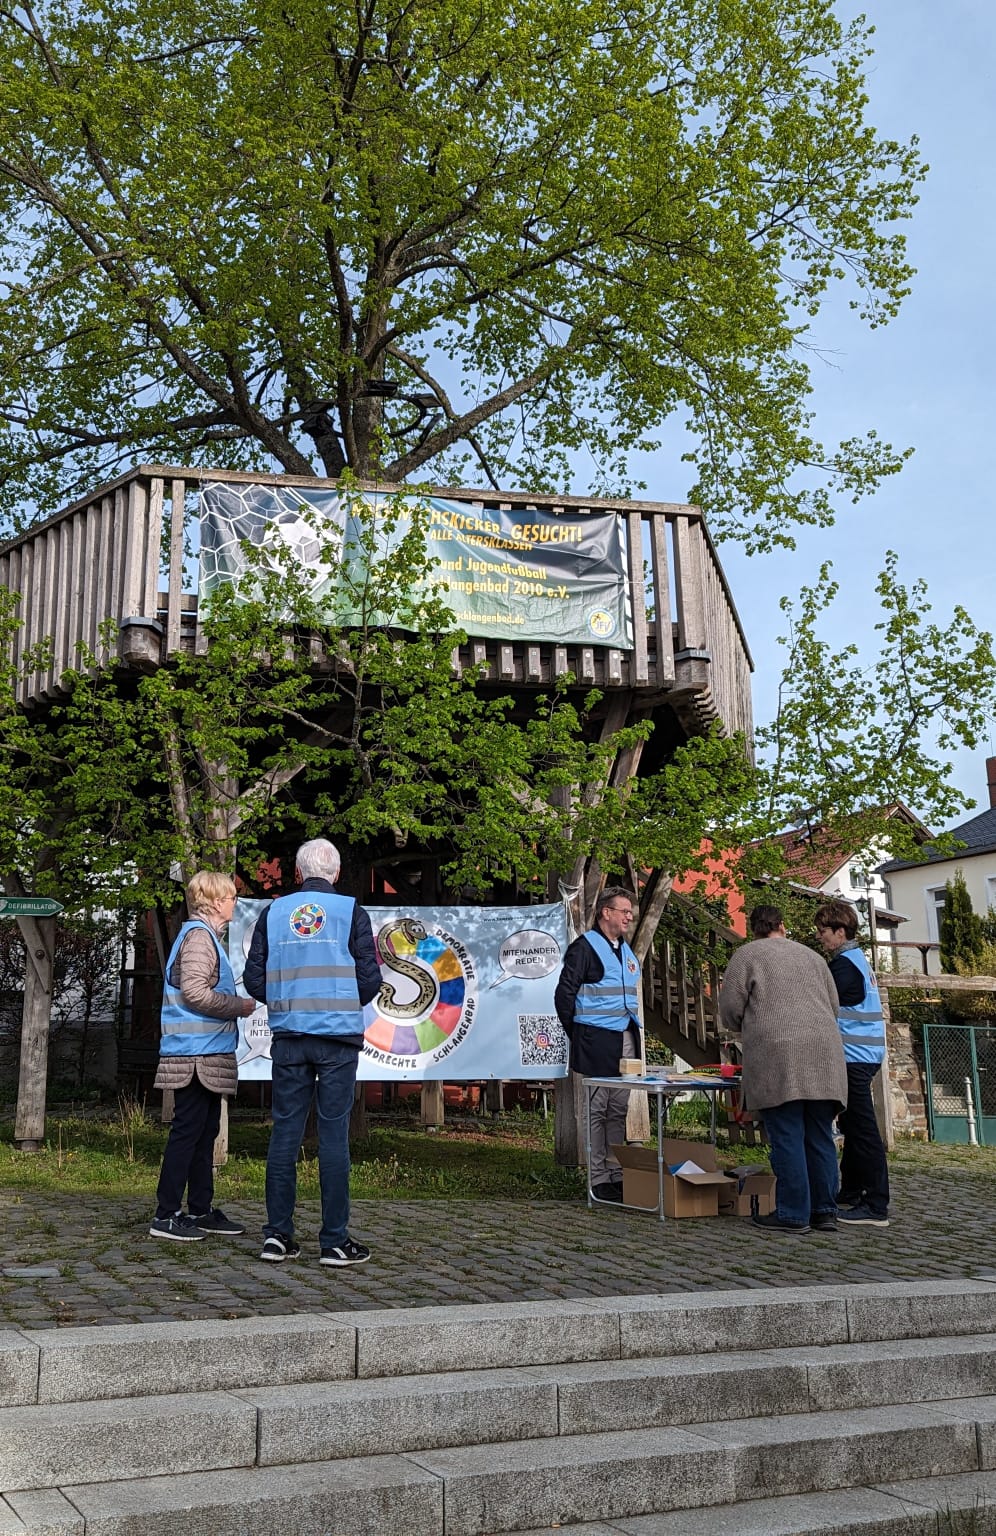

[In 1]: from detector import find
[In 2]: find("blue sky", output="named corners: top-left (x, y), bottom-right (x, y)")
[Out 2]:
top-left (650, 0), bottom-right (996, 827)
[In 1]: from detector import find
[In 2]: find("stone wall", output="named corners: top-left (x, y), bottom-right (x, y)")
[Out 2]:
top-left (882, 988), bottom-right (929, 1139)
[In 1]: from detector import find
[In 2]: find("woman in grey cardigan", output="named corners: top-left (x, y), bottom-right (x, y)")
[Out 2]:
top-left (720, 905), bottom-right (848, 1234)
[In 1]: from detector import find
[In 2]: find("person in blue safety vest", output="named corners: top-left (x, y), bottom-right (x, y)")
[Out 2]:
top-left (150, 871), bottom-right (256, 1242)
top-left (244, 838), bottom-right (381, 1267)
top-left (815, 900), bottom-right (890, 1229)
top-left (554, 886), bottom-right (642, 1203)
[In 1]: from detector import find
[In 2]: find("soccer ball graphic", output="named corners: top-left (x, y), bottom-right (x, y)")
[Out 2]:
top-left (257, 506), bottom-right (327, 575)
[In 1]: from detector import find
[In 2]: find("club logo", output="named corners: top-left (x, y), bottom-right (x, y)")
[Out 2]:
top-left (289, 902), bottom-right (326, 937)
top-left (587, 608), bottom-right (617, 639)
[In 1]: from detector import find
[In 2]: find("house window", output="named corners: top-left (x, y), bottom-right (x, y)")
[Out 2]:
top-left (849, 865), bottom-right (864, 890)
top-left (925, 886), bottom-right (948, 943)
top-left (986, 876), bottom-right (996, 913)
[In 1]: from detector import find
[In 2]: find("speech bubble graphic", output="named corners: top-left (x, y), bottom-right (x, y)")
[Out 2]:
top-left (489, 928), bottom-right (562, 988)
top-left (239, 1012), bottom-right (272, 1064)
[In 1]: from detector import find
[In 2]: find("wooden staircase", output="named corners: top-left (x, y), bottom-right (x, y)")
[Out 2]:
top-left (642, 892), bottom-right (741, 1067)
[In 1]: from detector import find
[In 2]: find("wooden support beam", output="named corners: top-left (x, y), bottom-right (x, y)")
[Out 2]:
top-left (421, 1081), bottom-right (445, 1127)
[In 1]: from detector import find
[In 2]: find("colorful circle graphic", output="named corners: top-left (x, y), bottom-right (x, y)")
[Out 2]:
top-left (289, 902), bottom-right (326, 937)
top-left (367, 918), bottom-right (474, 1063)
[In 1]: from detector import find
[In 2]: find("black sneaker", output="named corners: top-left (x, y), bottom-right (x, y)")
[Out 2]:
top-left (320, 1238), bottom-right (371, 1267)
top-left (838, 1204), bottom-right (889, 1228)
top-left (260, 1234), bottom-right (302, 1262)
top-left (190, 1207), bottom-right (245, 1236)
top-left (752, 1212), bottom-right (810, 1234)
top-left (811, 1213), bottom-right (838, 1233)
top-left (593, 1182), bottom-right (624, 1203)
top-left (149, 1213), bottom-right (205, 1242)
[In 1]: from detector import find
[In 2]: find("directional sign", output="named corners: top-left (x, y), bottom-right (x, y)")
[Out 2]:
top-left (0, 896), bottom-right (64, 918)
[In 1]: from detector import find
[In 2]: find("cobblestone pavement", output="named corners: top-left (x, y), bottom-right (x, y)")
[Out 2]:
top-left (1, 1158), bottom-right (994, 1329)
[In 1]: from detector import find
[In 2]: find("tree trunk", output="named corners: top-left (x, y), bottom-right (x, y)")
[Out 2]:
top-left (484, 1079), bottom-right (504, 1115)
top-left (14, 917), bottom-right (55, 1149)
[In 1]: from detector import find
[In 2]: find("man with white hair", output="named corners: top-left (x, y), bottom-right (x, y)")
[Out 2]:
top-left (244, 839), bottom-right (381, 1266)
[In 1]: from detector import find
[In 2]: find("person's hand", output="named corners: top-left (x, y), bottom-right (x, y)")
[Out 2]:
top-left (238, 997), bottom-right (257, 1017)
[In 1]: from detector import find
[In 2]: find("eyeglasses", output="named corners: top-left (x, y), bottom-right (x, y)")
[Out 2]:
top-left (605, 906), bottom-right (633, 918)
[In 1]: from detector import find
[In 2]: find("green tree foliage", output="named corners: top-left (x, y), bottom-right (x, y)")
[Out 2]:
top-left (0, 0), bottom-right (922, 546)
top-left (939, 871), bottom-right (984, 975)
top-left (754, 554), bottom-right (996, 867)
top-left (0, 491), bottom-right (759, 908)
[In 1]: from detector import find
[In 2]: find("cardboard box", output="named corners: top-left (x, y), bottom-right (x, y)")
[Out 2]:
top-left (718, 1165), bottom-right (776, 1218)
top-left (611, 1138), bottom-right (730, 1217)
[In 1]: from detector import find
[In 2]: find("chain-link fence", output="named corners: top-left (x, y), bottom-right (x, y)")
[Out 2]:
top-left (923, 1022), bottom-right (996, 1144)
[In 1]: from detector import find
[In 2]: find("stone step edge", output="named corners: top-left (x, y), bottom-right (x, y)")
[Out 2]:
top-left (6, 1329), bottom-right (996, 1477)
top-left (4, 1399), bottom-right (991, 1531)
top-left (4, 1461), bottom-right (996, 1536)
top-left (4, 1277), bottom-right (996, 1408)
top-left (489, 1466), bottom-right (996, 1535)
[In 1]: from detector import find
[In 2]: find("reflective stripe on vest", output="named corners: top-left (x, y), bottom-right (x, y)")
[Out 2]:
top-left (574, 930), bottom-right (642, 1032)
top-left (836, 943), bottom-right (886, 1065)
top-left (264, 890), bottom-right (361, 1037)
top-left (160, 920), bottom-right (239, 1058)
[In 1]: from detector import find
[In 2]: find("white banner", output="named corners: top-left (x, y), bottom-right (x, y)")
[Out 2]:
top-left (229, 901), bottom-right (570, 1082)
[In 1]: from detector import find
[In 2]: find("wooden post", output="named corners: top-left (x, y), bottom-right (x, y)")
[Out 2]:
top-left (554, 1072), bottom-right (587, 1168)
top-left (212, 1097), bottom-right (229, 1169)
top-left (484, 1080), bottom-right (504, 1115)
top-left (420, 1081), bottom-right (445, 1127)
top-left (161, 1088), bottom-right (175, 1125)
top-left (349, 1083), bottom-right (369, 1141)
top-left (13, 916), bottom-right (55, 1150)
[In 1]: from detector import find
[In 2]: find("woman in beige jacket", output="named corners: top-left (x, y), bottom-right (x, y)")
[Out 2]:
top-left (150, 871), bottom-right (255, 1242)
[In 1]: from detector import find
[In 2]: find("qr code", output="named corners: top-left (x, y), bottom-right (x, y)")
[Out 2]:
top-left (517, 1014), bottom-right (568, 1068)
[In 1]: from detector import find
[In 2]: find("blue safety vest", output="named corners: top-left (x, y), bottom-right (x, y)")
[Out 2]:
top-left (160, 920), bottom-right (239, 1057)
top-left (264, 890), bottom-right (361, 1038)
top-left (836, 942), bottom-right (886, 1065)
top-left (574, 929), bottom-right (642, 1032)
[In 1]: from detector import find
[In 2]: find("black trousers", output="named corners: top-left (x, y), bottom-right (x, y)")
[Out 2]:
top-left (838, 1062), bottom-right (890, 1216)
top-left (155, 1075), bottom-right (222, 1218)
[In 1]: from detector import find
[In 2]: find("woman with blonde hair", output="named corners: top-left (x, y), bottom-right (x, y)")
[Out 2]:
top-left (150, 871), bottom-right (255, 1241)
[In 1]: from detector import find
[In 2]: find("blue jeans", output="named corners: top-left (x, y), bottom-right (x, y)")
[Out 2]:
top-left (264, 1034), bottom-right (359, 1249)
top-left (760, 1099), bottom-right (840, 1225)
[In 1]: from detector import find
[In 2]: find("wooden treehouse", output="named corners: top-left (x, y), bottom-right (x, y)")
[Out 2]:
top-left (1, 464), bottom-right (752, 1143)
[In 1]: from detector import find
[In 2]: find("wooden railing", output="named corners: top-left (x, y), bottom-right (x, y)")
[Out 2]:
top-left (642, 892), bottom-right (742, 1066)
top-left (0, 465), bottom-right (753, 743)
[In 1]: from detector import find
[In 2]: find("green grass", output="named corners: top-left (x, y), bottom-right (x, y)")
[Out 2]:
top-left (0, 1107), bottom-right (586, 1201)
top-left (2, 1102), bottom-right (995, 1202)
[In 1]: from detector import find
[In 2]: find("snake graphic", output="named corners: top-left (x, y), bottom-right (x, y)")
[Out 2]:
top-left (376, 917), bottom-right (439, 1018)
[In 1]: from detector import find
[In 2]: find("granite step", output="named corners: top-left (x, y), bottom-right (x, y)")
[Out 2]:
top-left (5, 1329), bottom-right (996, 1493)
top-left (11, 1397), bottom-right (990, 1536)
top-left (4, 1279), bottom-right (996, 1409)
top-left (4, 1332), bottom-right (996, 1493)
top-left (500, 1465), bottom-right (996, 1532)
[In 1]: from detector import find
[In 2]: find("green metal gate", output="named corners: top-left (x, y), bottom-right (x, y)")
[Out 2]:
top-left (922, 1022), bottom-right (996, 1145)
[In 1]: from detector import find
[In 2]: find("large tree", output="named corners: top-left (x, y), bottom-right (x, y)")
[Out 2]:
top-left (0, 0), bottom-right (921, 546)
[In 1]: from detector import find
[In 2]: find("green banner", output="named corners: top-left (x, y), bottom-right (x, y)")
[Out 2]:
top-left (199, 483), bottom-right (631, 648)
